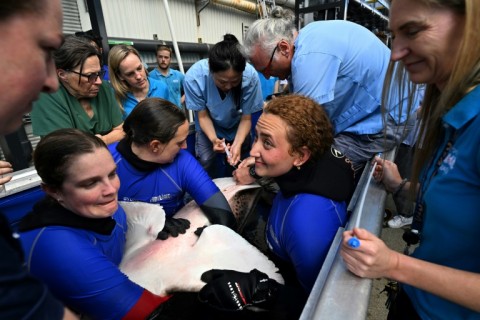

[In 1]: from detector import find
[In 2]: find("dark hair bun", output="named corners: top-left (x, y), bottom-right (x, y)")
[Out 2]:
top-left (223, 33), bottom-right (239, 45)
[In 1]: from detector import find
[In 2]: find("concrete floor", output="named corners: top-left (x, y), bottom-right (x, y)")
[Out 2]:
top-left (366, 227), bottom-right (405, 319)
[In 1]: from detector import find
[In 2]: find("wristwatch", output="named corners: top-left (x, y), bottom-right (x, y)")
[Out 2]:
top-left (249, 165), bottom-right (261, 180)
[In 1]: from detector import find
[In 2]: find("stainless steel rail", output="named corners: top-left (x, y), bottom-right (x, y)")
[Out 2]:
top-left (300, 150), bottom-right (395, 320)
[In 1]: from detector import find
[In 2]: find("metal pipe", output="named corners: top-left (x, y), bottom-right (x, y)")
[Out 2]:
top-left (162, 0), bottom-right (192, 120)
top-left (162, 0), bottom-right (184, 74)
top-left (212, 0), bottom-right (257, 14)
top-left (108, 38), bottom-right (212, 54)
top-left (208, 0), bottom-right (295, 16)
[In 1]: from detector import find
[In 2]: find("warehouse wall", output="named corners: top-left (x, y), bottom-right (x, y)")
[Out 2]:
top-left (77, 0), bottom-right (258, 45)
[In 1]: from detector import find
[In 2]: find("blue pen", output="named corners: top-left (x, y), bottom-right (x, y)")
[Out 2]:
top-left (347, 154), bottom-right (380, 248)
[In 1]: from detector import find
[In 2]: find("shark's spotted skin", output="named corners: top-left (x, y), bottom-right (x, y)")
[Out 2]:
top-left (119, 178), bottom-right (283, 296)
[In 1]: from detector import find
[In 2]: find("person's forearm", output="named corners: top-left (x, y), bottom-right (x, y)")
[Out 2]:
top-left (392, 180), bottom-right (420, 199)
top-left (198, 112), bottom-right (217, 143)
top-left (233, 116), bottom-right (251, 147)
top-left (389, 253), bottom-right (480, 312)
top-left (102, 127), bottom-right (125, 145)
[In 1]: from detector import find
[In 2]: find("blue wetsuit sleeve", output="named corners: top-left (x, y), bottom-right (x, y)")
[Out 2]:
top-left (179, 151), bottom-right (220, 205)
top-left (201, 191), bottom-right (236, 229)
top-left (178, 151), bottom-right (236, 228)
top-left (26, 229), bottom-right (143, 320)
top-left (283, 196), bottom-right (347, 291)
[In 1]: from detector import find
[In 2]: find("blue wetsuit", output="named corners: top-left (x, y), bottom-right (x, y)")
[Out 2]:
top-left (265, 147), bottom-right (355, 292)
top-left (18, 200), bottom-right (144, 320)
top-left (109, 140), bottom-right (236, 228)
top-left (403, 86), bottom-right (480, 319)
top-left (110, 141), bottom-right (218, 216)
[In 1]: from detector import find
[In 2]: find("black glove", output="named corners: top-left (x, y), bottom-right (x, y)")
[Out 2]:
top-left (194, 225), bottom-right (208, 237)
top-left (156, 217), bottom-right (190, 240)
top-left (198, 269), bottom-right (279, 312)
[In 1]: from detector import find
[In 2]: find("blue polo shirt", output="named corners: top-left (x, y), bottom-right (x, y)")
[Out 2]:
top-left (403, 86), bottom-right (480, 319)
top-left (291, 20), bottom-right (417, 135)
top-left (121, 77), bottom-right (170, 119)
top-left (149, 68), bottom-right (185, 108)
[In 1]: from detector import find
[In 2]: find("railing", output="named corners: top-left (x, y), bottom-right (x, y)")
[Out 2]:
top-left (0, 167), bottom-right (41, 199)
top-left (300, 150), bottom-right (395, 319)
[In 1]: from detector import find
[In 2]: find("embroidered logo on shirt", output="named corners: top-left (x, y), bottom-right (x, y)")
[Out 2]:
top-left (330, 147), bottom-right (344, 158)
top-left (150, 194), bottom-right (173, 202)
top-left (438, 147), bottom-right (457, 175)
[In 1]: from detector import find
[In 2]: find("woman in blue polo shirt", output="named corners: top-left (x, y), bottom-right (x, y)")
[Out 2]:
top-left (108, 45), bottom-right (172, 119)
top-left (341, 0), bottom-right (480, 319)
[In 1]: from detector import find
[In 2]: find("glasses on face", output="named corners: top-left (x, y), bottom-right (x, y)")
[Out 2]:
top-left (68, 69), bottom-right (106, 84)
top-left (261, 45), bottom-right (278, 75)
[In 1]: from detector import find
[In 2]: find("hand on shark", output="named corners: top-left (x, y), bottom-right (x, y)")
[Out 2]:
top-left (156, 217), bottom-right (191, 240)
top-left (120, 178), bottom-right (283, 296)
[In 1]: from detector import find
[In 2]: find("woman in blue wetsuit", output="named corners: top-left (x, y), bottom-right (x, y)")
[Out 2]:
top-left (109, 97), bottom-right (236, 233)
top-left (18, 129), bottom-right (172, 320)
top-left (247, 95), bottom-right (355, 292)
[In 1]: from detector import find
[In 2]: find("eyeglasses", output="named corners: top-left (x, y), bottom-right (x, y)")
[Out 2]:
top-left (261, 45), bottom-right (278, 75)
top-left (68, 69), bottom-right (106, 84)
